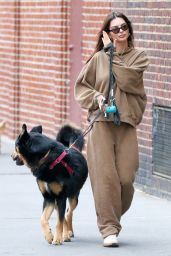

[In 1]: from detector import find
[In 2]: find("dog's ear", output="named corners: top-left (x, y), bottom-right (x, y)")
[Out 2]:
top-left (19, 124), bottom-right (30, 141)
top-left (30, 125), bottom-right (42, 134)
top-left (22, 124), bottom-right (27, 132)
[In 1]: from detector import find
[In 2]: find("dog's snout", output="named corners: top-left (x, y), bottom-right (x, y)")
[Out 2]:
top-left (11, 151), bottom-right (24, 166)
top-left (11, 151), bottom-right (17, 161)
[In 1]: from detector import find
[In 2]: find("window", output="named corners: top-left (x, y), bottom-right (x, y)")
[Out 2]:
top-left (152, 106), bottom-right (171, 179)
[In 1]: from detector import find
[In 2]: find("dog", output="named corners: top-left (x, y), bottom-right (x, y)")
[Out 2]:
top-left (12, 123), bottom-right (88, 245)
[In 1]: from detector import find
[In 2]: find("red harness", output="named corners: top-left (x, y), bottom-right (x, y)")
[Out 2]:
top-left (49, 150), bottom-right (74, 175)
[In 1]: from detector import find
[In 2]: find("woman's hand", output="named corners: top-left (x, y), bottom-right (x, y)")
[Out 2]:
top-left (102, 31), bottom-right (117, 48)
top-left (102, 31), bottom-right (111, 47)
top-left (96, 95), bottom-right (106, 110)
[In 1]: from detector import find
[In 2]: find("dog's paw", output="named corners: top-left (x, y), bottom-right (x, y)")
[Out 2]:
top-left (68, 230), bottom-right (74, 238)
top-left (52, 236), bottom-right (63, 245)
top-left (45, 232), bottom-right (53, 244)
top-left (63, 235), bottom-right (71, 242)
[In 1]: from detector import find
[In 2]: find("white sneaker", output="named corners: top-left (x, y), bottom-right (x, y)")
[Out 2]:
top-left (103, 234), bottom-right (119, 247)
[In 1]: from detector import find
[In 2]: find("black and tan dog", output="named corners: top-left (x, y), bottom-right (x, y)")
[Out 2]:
top-left (12, 123), bottom-right (88, 245)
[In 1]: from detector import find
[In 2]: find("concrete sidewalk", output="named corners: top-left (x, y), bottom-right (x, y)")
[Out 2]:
top-left (0, 137), bottom-right (171, 256)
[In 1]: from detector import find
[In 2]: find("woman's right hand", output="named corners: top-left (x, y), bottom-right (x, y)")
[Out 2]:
top-left (96, 95), bottom-right (106, 110)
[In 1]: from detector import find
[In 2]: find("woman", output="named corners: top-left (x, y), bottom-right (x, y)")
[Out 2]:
top-left (74, 12), bottom-right (149, 247)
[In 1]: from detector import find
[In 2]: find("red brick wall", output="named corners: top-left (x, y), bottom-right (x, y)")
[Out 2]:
top-left (0, 1), bottom-right (16, 138)
top-left (0, 0), bottom-right (70, 138)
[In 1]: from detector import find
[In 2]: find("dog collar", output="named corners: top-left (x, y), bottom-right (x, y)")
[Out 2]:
top-left (49, 150), bottom-right (74, 175)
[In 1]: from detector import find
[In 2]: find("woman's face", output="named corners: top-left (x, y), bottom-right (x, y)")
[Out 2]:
top-left (108, 17), bottom-right (129, 44)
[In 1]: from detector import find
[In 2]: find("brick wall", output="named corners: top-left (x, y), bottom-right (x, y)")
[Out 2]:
top-left (0, 0), bottom-right (170, 198)
top-left (0, 0), bottom-right (70, 138)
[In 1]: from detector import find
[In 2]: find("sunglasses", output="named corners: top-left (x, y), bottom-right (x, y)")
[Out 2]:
top-left (108, 23), bottom-right (128, 34)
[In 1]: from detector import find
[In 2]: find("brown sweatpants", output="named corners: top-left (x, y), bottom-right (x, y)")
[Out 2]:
top-left (87, 121), bottom-right (139, 238)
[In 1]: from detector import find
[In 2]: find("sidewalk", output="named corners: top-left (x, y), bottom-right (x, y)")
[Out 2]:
top-left (0, 137), bottom-right (171, 256)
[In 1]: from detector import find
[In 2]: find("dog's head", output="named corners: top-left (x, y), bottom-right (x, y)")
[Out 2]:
top-left (12, 124), bottom-right (55, 169)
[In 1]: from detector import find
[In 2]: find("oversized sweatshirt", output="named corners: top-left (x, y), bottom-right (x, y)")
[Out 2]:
top-left (74, 46), bottom-right (149, 127)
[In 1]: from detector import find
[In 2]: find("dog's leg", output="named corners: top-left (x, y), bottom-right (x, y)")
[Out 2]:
top-left (40, 201), bottom-right (54, 244)
top-left (63, 218), bottom-right (71, 242)
top-left (52, 217), bottom-right (63, 245)
top-left (52, 197), bottom-right (66, 245)
top-left (65, 196), bottom-right (78, 238)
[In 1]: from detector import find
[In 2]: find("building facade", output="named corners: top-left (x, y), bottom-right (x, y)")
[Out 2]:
top-left (0, 0), bottom-right (171, 199)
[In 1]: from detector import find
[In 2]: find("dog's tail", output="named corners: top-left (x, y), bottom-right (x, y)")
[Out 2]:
top-left (56, 122), bottom-right (84, 152)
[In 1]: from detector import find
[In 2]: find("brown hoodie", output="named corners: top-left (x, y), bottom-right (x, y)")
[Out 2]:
top-left (74, 47), bottom-right (149, 127)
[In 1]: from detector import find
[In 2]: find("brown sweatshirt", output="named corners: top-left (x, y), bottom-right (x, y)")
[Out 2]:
top-left (74, 47), bottom-right (149, 127)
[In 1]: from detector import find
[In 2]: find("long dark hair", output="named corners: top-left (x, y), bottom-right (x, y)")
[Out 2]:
top-left (87, 12), bottom-right (134, 62)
